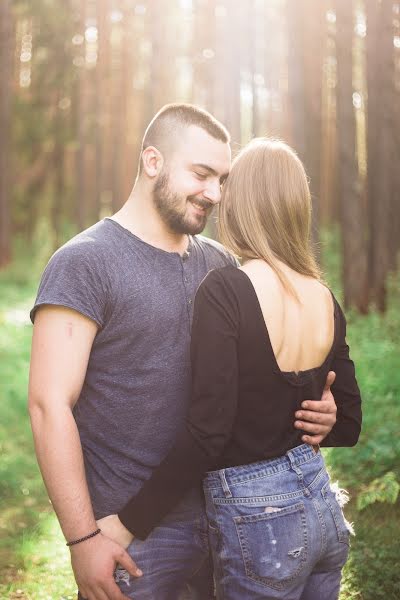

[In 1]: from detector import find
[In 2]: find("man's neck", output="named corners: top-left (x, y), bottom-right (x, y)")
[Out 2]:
top-left (110, 184), bottom-right (189, 255)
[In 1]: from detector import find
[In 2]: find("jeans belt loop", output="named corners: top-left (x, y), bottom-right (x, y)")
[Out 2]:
top-left (287, 449), bottom-right (304, 481)
top-left (219, 469), bottom-right (233, 498)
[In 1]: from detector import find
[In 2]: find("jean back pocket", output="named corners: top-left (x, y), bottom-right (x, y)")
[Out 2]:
top-left (234, 501), bottom-right (308, 591)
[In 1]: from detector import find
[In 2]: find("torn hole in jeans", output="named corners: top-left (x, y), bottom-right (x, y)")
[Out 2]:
top-left (115, 566), bottom-right (131, 586)
top-left (287, 547), bottom-right (304, 558)
top-left (330, 481), bottom-right (355, 535)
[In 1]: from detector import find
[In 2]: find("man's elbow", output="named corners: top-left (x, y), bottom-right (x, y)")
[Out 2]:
top-left (28, 389), bottom-right (45, 420)
top-left (28, 390), bottom-right (73, 430)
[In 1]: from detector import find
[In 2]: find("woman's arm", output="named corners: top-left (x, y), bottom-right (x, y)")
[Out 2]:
top-left (320, 302), bottom-right (362, 447)
top-left (117, 270), bottom-right (240, 539)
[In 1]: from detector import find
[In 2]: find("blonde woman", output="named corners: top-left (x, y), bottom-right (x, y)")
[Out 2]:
top-left (116, 139), bottom-right (362, 599)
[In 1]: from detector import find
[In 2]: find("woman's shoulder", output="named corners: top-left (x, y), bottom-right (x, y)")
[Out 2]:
top-left (239, 260), bottom-right (280, 290)
top-left (195, 266), bottom-right (248, 318)
top-left (198, 265), bottom-right (240, 294)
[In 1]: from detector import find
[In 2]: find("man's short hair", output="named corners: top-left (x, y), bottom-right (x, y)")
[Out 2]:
top-left (138, 103), bottom-right (230, 174)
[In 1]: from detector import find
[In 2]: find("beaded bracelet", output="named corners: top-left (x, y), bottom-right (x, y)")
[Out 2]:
top-left (66, 528), bottom-right (101, 546)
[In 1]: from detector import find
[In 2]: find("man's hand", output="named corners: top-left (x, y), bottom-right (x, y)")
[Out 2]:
top-left (294, 371), bottom-right (337, 445)
top-left (97, 514), bottom-right (134, 549)
top-left (71, 533), bottom-right (142, 600)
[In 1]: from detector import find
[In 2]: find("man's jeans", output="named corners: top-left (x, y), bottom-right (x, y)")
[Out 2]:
top-left (203, 444), bottom-right (351, 600)
top-left (114, 486), bottom-right (213, 600)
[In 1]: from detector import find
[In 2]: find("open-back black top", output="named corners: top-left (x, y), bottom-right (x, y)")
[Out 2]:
top-left (118, 265), bottom-right (362, 539)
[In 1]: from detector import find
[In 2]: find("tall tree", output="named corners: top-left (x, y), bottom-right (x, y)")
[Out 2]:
top-left (0, 0), bottom-right (13, 267)
top-left (74, 0), bottom-right (89, 229)
top-left (286, 0), bottom-right (325, 248)
top-left (192, 0), bottom-right (217, 109)
top-left (223, 2), bottom-right (241, 145)
top-left (366, 0), bottom-right (395, 310)
top-left (286, 1), bottom-right (306, 157)
top-left (249, 0), bottom-right (261, 137)
top-left (302, 0), bottom-right (326, 215)
top-left (95, 0), bottom-right (111, 217)
top-left (319, 24), bottom-right (339, 225)
top-left (147, 0), bottom-right (175, 117)
top-left (389, 9), bottom-right (400, 272)
top-left (110, 3), bottom-right (133, 211)
top-left (336, 0), bottom-right (368, 311)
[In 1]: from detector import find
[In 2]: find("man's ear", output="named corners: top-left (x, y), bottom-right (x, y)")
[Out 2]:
top-left (141, 146), bottom-right (164, 178)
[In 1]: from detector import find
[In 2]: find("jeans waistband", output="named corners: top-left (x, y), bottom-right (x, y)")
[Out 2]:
top-left (203, 444), bottom-right (321, 490)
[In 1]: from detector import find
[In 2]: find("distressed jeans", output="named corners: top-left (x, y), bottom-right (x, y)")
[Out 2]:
top-left (203, 444), bottom-right (351, 600)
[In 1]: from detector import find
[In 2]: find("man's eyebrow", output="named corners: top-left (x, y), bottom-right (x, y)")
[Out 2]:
top-left (192, 163), bottom-right (229, 181)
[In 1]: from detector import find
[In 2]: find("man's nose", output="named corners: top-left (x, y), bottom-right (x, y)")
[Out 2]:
top-left (203, 180), bottom-right (221, 204)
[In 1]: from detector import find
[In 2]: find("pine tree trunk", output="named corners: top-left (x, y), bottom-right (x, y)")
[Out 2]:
top-left (366, 0), bottom-right (394, 311)
top-left (336, 0), bottom-right (368, 312)
top-left (75, 0), bottom-right (88, 230)
top-left (0, 0), bottom-right (13, 268)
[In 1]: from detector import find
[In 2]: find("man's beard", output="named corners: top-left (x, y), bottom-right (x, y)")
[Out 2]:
top-left (152, 172), bottom-right (212, 235)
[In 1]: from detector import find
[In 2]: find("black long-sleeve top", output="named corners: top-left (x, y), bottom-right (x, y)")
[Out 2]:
top-left (118, 266), bottom-right (362, 539)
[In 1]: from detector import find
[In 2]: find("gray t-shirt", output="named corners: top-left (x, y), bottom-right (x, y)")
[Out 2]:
top-left (31, 218), bottom-right (236, 518)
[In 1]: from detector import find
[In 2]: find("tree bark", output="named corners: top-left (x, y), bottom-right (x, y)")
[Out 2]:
top-left (366, 0), bottom-right (395, 311)
top-left (0, 0), bottom-right (13, 268)
top-left (336, 0), bottom-right (368, 312)
top-left (286, 0), bottom-right (324, 255)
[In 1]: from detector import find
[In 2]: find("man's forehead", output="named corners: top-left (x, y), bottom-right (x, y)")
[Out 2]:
top-left (178, 125), bottom-right (231, 171)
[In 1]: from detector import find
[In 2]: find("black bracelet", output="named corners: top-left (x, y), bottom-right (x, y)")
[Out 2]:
top-left (66, 528), bottom-right (101, 546)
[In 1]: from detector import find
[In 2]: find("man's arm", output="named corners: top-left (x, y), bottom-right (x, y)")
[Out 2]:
top-left (29, 306), bottom-right (141, 600)
top-left (294, 371), bottom-right (337, 445)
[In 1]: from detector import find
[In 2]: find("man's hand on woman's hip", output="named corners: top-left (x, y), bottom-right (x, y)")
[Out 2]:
top-left (294, 371), bottom-right (337, 445)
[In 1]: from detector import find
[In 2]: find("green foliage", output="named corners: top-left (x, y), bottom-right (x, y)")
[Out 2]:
top-left (318, 228), bottom-right (400, 598)
top-left (321, 227), bottom-right (400, 489)
top-left (339, 504), bottom-right (400, 600)
top-left (356, 471), bottom-right (400, 511)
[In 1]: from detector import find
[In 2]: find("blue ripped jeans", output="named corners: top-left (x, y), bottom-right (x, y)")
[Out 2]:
top-left (203, 444), bottom-right (351, 600)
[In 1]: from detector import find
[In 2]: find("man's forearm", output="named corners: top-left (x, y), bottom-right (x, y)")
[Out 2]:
top-left (29, 401), bottom-right (97, 542)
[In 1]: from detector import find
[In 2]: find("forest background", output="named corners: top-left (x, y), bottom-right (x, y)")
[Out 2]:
top-left (0, 0), bottom-right (399, 598)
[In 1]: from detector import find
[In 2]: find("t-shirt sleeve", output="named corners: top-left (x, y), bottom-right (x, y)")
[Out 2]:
top-left (30, 242), bottom-right (108, 328)
top-left (320, 300), bottom-right (362, 447)
top-left (118, 268), bottom-right (240, 539)
top-left (228, 253), bottom-right (240, 268)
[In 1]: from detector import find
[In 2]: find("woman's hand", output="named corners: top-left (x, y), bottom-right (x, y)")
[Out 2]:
top-left (97, 514), bottom-right (134, 549)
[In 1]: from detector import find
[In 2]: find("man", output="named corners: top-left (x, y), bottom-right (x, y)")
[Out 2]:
top-left (29, 104), bottom-right (337, 600)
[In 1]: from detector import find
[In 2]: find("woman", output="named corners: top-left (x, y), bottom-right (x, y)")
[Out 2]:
top-left (114, 139), bottom-right (362, 599)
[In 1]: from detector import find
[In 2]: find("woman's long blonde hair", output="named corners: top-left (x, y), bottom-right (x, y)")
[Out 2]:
top-left (218, 138), bottom-right (322, 297)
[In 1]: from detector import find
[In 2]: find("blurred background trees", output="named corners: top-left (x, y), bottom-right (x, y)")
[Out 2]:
top-left (0, 0), bottom-right (399, 312)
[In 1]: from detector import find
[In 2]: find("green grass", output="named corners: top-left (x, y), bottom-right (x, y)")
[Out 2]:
top-left (0, 260), bottom-right (77, 599)
top-left (0, 234), bottom-right (399, 599)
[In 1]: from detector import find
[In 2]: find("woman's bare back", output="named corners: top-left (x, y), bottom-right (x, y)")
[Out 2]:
top-left (240, 259), bottom-right (334, 374)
